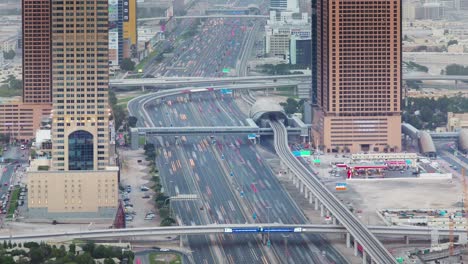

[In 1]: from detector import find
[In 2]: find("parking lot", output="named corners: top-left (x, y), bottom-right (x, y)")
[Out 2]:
top-left (119, 148), bottom-right (160, 227)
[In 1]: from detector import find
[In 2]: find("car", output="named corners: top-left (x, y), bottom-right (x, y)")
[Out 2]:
top-left (144, 216), bottom-right (154, 220)
top-left (140, 186), bottom-right (149, 191)
top-left (142, 195), bottom-right (150, 199)
top-left (123, 197), bottom-right (130, 202)
top-left (125, 215), bottom-right (133, 221)
top-left (20, 145), bottom-right (25, 150)
top-left (3, 183), bottom-right (8, 186)
top-left (160, 248), bottom-right (170, 252)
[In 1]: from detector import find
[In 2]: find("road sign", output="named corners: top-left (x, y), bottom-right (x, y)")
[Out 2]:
top-left (248, 133), bottom-right (256, 139)
top-left (222, 68), bottom-right (230, 73)
top-left (299, 150), bottom-right (311, 156)
top-left (220, 88), bottom-right (233, 95)
top-left (292, 151), bottom-right (301, 157)
top-left (396, 257), bottom-right (404, 263)
top-left (335, 182), bottom-right (347, 191)
top-left (313, 159), bottom-right (321, 163)
top-left (224, 228), bottom-right (233, 233)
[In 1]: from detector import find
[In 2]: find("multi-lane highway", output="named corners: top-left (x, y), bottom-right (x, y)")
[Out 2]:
top-left (270, 120), bottom-right (396, 263)
top-left (140, 91), bottom-right (348, 263)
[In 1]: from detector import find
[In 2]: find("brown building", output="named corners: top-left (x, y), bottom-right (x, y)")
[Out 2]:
top-left (0, 103), bottom-right (51, 140)
top-left (22, 0), bottom-right (51, 104)
top-left (0, 0), bottom-right (53, 142)
top-left (312, 0), bottom-right (402, 153)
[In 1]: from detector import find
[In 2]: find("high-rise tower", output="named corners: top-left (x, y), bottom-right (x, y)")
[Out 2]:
top-left (312, 0), bottom-right (402, 153)
top-left (22, 0), bottom-right (52, 104)
top-left (51, 0), bottom-right (111, 171)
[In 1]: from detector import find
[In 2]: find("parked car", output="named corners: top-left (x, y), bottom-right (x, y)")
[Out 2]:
top-left (140, 186), bottom-right (149, 191)
top-left (142, 194), bottom-right (151, 199)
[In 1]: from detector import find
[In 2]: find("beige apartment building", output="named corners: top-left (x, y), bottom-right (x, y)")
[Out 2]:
top-left (27, 167), bottom-right (118, 220)
top-left (50, 0), bottom-right (111, 171)
top-left (312, 0), bottom-right (402, 153)
top-left (447, 112), bottom-right (468, 132)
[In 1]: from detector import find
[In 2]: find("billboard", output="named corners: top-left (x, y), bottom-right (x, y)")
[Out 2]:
top-left (109, 0), bottom-right (119, 24)
top-left (109, 30), bottom-right (119, 66)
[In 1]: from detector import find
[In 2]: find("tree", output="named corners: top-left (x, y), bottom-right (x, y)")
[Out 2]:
top-left (113, 105), bottom-right (127, 131)
top-left (109, 90), bottom-right (118, 107)
top-left (127, 116), bottom-right (138, 128)
top-left (75, 252), bottom-right (95, 264)
top-left (29, 248), bottom-right (45, 264)
top-left (445, 64), bottom-right (468, 76)
top-left (280, 98), bottom-right (299, 115)
top-left (447, 39), bottom-right (458, 46)
top-left (160, 217), bottom-right (176, 226)
top-left (69, 243), bottom-right (76, 255)
top-left (3, 50), bottom-right (15, 60)
top-left (120, 58), bottom-right (135, 71)
top-left (104, 258), bottom-right (116, 264)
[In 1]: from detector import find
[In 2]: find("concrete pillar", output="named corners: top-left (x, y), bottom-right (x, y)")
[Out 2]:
top-left (309, 193), bottom-right (313, 204)
top-left (314, 197), bottom-right (319, 210)
top-left (292, 176), bottom-right (296, 185)
top-left (459, 233), bottom-right (468, 244)
top-left (299, 181), bottom-right (303, 193)
top-left (130, 128), bottom-right (140, 150)
top-left (326, 210), bottom-right (330, 217)
top-left (405, 235), bottom-right (409, 245)
top-left (346, 233), bottom-right (351, 248)
top-left (320, 204), bottom-right (324, 217)
top-left (455, 80), bottom-right (458, 89)
top-left (362, 250), bottom-right (367, 264)
top-left (354, 240), bottom-right (359, 256)
top-left (332, 217), bottom-right (337, 225)
top-left (295, 179), bottom-right (300, 189)
top-left (142, 85), bottom-right (145, 91)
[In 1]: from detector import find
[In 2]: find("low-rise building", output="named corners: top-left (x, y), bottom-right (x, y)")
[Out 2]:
top-left (27, 164), bottom-right (119, 221)
top-left (447, 112), bottom-right (468, 132)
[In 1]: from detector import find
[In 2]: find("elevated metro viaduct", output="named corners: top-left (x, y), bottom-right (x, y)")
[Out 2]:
top-left (402, 123), bottom-right (468, 157)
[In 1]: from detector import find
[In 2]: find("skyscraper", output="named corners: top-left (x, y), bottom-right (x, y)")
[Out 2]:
top-left (0, 0), bottom-right (54, 142)
top-left (27, 0), bottom-right (118, 218)
top-left (51, 0), bottom-right (111, 171)
top-left (22, 0), bottom-right (52, 104)
top-left (312, 0), bottom-right (402, 153)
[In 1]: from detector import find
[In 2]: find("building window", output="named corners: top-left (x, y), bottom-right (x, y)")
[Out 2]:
top-left (68, 130), bottom-right (94, 170)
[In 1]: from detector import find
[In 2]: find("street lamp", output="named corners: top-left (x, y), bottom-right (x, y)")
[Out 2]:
top-left (266, 206), bottom-right (272, 246)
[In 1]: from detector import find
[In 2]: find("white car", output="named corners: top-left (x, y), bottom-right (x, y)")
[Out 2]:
top-left (160, 248), bottom-right (170, 252)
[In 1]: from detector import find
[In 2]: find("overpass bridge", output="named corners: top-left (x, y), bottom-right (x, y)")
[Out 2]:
top-left (110, 75), bottom-right (306, 88)
top-left (0, 223), bottom-right (465, 244)
top-left (111, 74), bottom-right (468, 88)
top-left (138, 15), bottom-right (268, 21)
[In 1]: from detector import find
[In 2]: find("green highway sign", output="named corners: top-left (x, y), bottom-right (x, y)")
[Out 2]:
top-left (222, 68), bottom-right (230, 73)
